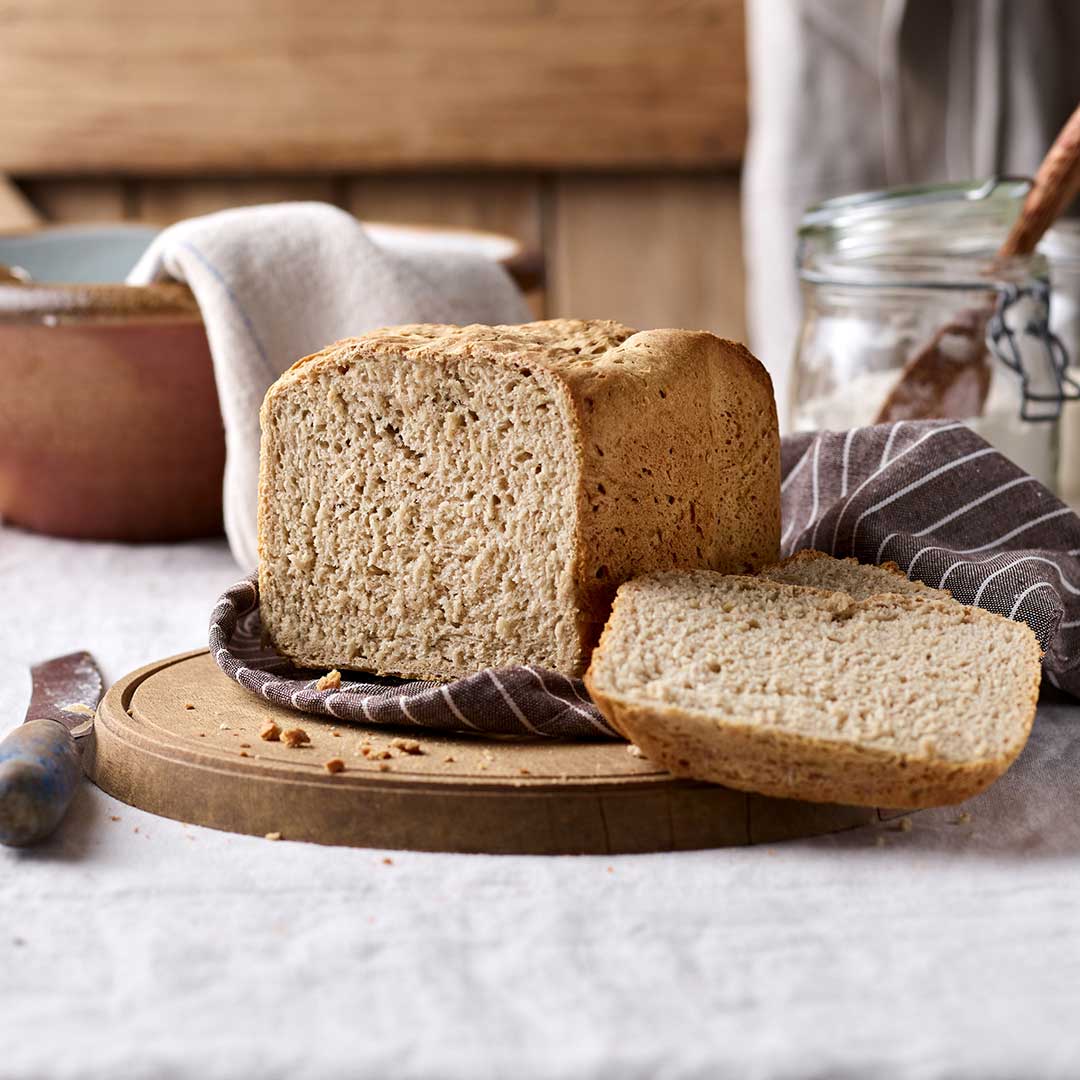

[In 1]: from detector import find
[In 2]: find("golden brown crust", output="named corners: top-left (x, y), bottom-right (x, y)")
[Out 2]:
top-left (584, 577), bottom-right (1042, 810)
top-left (259, 320), bottom-right (780, 677)
top-left (583, 685), bottom-right (1030, 808)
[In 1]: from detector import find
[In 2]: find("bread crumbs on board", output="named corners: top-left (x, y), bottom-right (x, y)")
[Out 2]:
top-left (281, 728), bottom-right (311, 748)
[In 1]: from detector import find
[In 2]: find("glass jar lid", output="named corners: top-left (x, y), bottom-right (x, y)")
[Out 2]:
top-left (798, 177), bottom-right (1043, 288)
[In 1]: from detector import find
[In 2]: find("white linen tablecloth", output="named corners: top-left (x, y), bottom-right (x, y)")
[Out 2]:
top-left (3, 525), bottom-right (1080, 1080)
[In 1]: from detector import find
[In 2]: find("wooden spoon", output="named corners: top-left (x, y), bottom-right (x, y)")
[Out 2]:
top-left (875, 102), bottom-right (1080, 423)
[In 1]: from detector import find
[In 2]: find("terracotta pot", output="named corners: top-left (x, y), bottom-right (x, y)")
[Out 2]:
top-left (0, 223), bottom-right (542, 542)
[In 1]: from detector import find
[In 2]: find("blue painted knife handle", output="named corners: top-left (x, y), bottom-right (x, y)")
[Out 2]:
top-left (0, 719), bottom-right (82, 847)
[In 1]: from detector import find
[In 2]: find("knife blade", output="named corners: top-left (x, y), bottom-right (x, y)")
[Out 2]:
top-left (0, 651), bottom-right (104, 847)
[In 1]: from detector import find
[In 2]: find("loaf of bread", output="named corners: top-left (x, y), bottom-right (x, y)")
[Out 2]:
top-left (584, 566), bottom-right (1042, 808)
top-left (258, 320), bottom-right (779, 679)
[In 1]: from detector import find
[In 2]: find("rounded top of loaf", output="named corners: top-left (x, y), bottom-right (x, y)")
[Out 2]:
top-left (262, 319), bottom-right (771, 410)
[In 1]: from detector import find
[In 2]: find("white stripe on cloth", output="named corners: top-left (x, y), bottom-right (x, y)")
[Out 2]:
top-left (852, 446), bottom-right (997, 548)
top-left (840, 427), bottom-right (856, 498)
top-left (782, 438), bottom-right (821, 549)
top-left (912, 476), bottom-right (1035, 537)
top-left (986, 555), bottom-right (1080, 598)
top-left (440, 684), bottom-right (479, 731)
top-left (525, 668), bottom-right (612, 734)
top-left (832, 428), bottom-right (860, 553)
top-left (781, 446), bottom-right (812, 493)
top-left (908, 507), bottom-right (1078, 582)
top-left (487, 670), bottom-right (541, 734)
top-left (830, 422), bottom-right (966, 553)
top-left (557, 670), bottom-right (594, 709)
top-left (879, 420), bottom-right (906, 468)
top-left (953, 506), bottom-right (1076, 553)
top-left (1008, 581), bottom-right (1055, 619)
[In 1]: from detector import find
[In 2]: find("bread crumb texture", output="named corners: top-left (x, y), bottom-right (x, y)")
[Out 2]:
top-left (258, 319), bottom-right (779, 679)
top-left (281, 727), bottom-right (311, 749)
top-left (584, 564), bottom-right (1041, 809)
top-left (315, 669), bottom-right (342, 691)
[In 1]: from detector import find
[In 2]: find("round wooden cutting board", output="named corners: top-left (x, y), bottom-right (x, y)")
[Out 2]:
top-left (84, 650), bottom-right (877, 854)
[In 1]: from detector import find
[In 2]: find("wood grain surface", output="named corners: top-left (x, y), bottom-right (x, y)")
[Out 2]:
top-left (85, 650), bottom-right (876, 854)
top-left (0, 0), bottom-right (746, 174)
top-left (549, 173), bottom-right (747, 340)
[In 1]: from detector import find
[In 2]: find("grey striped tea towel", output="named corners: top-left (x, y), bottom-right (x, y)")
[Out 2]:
top-left (210, 419), bottom-right (1079, 737)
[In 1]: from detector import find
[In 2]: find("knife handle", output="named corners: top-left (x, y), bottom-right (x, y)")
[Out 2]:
top-left (0, 719), bottom-right (82, 846)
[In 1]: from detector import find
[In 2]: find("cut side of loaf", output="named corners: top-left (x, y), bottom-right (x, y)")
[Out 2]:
top-left (584, 570), bottom-right (1042, 808)
top-left (258, 320), bottom-right (779, 680)
top-left (759, 549), bottom-right (950, 601)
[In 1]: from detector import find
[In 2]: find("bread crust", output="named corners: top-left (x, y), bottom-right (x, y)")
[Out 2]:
top-left (584, 575), bottom-right (1042, 809)
top-left (259, 320), bottom-right (780, 677)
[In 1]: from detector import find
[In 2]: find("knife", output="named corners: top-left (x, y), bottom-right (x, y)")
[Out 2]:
top-left (0, 651), bottom-right (105, 847)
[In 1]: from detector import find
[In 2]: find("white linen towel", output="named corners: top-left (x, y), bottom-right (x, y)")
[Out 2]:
top-left (127, 202), bottom-right (532, 567)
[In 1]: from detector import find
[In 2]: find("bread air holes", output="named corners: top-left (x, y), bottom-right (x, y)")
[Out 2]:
top-left (595, 565), bottom-right (608, 580)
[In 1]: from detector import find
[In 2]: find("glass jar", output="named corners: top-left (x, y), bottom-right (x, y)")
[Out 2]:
top-left (791, 179), bottom-right (1074, 492)
top-left (1041, 222), bottom-right (1080, 500)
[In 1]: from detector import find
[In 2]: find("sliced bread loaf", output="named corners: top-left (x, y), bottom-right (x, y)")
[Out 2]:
top-left (759, 549), bottom-right (950, 601)
top-left (258, 320), bottom-right (779, 679)
top-left (584, 570), bottom-right (1041, 808)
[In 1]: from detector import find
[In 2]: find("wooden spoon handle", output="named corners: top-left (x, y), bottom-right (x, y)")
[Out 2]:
top-left (1000, 101), bottom-right (1080, 259)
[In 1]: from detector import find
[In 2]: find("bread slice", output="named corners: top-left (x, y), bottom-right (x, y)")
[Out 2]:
top-left (759, 549), bottom-right (950, 601)
top-left (584, 570), bottom-right (1042, 808)
top-left (258, 320), bottom-right (779, 679)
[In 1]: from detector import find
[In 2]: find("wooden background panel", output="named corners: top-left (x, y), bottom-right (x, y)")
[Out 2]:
top-left (548, 174), bottom-right (746, 340)
top-left (344, 174), bottom-right (547, 316)
top-left (5, 172), bottom-right (747, 333)
top-left (0, 0), bottom-right (746, 173)
top-left (343, 175), bottom-right (543, 253)
top-left (130, 178), bottom-right (339, 224)
top-left (19, 179), bottom-right (127, 222)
